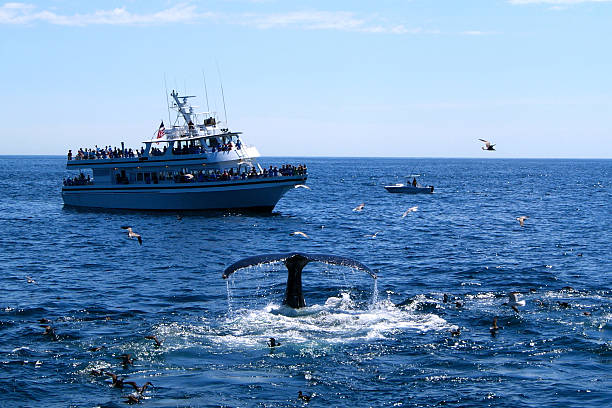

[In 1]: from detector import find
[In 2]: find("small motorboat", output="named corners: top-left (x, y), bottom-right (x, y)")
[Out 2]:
top-left (384, 178), bottom-right (434, 194)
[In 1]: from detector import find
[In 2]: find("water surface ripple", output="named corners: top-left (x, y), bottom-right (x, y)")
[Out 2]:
top-left (0, 157), bottom-right (610, 407)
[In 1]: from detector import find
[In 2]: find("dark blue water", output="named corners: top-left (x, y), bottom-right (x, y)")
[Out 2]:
top-left (0, 156), bottom-right (610, 407)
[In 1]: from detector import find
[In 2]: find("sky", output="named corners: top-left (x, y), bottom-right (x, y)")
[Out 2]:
top-left (1, 0), bottom-right (611, 158)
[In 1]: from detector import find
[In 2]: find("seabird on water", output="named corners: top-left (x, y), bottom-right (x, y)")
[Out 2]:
top-left (298, 391), bottom-right (312, 402)
top-left (145, 335), bottom-right (162, 347)
top-left (478, 139), bottom-right (496, 151)
top-left (490, 317), bottom-right (500, 336)
top-left (503, 292), bottom-right (526, 313)
top-left (119, 353), bottom-right (134, 367)
top-left (121, 226), bottom-right (142, 245)
top-left (294, 184), bottom-right (311, 190)
top-left (122, 394), bottom-right (141, 404)
top-left (268, 337), bottom-right (281, 347)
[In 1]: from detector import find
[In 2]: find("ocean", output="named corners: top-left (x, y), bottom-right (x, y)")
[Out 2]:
top-left (0, 156), bottom-right (610, 407)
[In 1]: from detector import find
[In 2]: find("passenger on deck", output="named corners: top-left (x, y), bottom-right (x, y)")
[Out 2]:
top-left (412, 178), bottom-right (417, 187)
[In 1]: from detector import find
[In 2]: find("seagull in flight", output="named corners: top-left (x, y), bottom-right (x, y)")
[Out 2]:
top-left (402, 206), bottom-right (418, 217)
top-left (294, 184), bottom-right (310, 190)
top-left (353, 203), bottom-right (365, 212)
top-left (516, 216), bottom-right (529, 227)
top-left (364, 231), bottom-right (381, 238)
top-left (290, 231), bottom-right (309, 238)
top-left (503, 292), bottom-right (526, 313)
top-left (121, 226), bottom-right (142, 245)
top-left (478, 139), bottom-right (496, 151)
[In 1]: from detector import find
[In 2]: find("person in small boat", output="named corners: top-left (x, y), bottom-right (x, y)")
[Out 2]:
top-left (412, 178), bottom-right (417, 187)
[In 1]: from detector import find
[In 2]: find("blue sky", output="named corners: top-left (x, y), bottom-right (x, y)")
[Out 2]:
top-left (1, 0), bottom-right (611, 158)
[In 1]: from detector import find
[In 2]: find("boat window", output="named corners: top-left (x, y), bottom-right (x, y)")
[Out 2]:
top-left (137, 173), bottom-right (143, 181)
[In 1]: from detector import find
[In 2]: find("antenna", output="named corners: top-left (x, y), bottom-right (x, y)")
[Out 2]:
top-left (163, 74), bottom-right (171, 125)
top-left (201, 69), bottom-right (210, 113)
top-left (216, 61), bottom-right (228, 126)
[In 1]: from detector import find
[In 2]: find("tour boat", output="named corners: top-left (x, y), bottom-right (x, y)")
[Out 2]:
top-left (62, 90), bottom-right (307, 211)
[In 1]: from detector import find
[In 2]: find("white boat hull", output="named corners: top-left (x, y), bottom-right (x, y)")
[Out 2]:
top-left (62, 176), bottom-right (305, 211)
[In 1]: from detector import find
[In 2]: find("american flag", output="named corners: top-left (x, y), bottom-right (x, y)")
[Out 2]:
top-left (157, 121), bottom-right (165, 139)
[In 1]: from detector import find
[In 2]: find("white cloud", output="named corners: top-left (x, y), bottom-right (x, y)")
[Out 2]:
top-left (509, 0), bottom-right (612, 4)
top-left (0, 3), bottom-right (212, 26)
top-left (0, 3), bottom-right (486, 36)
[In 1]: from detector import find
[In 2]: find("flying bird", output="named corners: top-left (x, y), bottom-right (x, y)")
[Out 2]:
top-left (290, 231), bottom-right (309, 238)
top-left (503, 292), bottom-right (526, 313)
top-left (353, 203), bottom-right (365, 212)
top-left (364, 231), bottom-right (381, 238)
top-left (105, 371), bottom-right (126, 388)
top-left (294, 184), bottom-right (310, 190)
top-left (268, 337), bottom-right (281, 347)
top-left (402, 206), bottom-right (418, 217)
top-left (145, 335), bottom-right (162, 347)
top-left (121, 226), bottom-right (142, 245)
top-left (479, 139), bottom-right (496, 151)
top-left (124, 381), bottom-right (153, 394)
top-left (516, 216), bottom-right (529, 227)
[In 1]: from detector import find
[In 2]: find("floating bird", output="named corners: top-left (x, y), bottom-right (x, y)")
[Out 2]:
top-left (121, 226), bottom-right (142, 245)
top-left (290, 231), bottom-right (309, 238)
top-left (443, 294), bottom-right (449, 303)
top-left (364, 231), bottom-right (381, 238)
top-left (402, 206), bottom-right (418, 218)
top-left (450, 328), bottom-right (461, 336)
top-left (124, 381), bottom-right (153, 394)
top-left (40, 325), bottom-right (57, 339)
top-left (490, 317), bottom-right (500, 336)
top-left (90, 369), bottom-right (104, 376)
top-left (557, 301), bottom-right (571, 309)
top-left (145, 335), bottom-right (162, 347)
top-left (353, 203), bottom-right (365, 212)
top-left (122, 394), bottom-right (141, 404)
top-left (455, 301), bottom-right (463, 309)
top-left (106, 371), bottom-right (126, 388)
top-left (268, 337), bottom-right (281, 347)
top-left (516, 216), bottom-right (529, 227)
top-left (503, 292), bottom-right (526, 313)
top-left (26, 276), bottom-right (36, 284)
top-left (298, 391), bottom-right (311, 402)
top-left (294, 184), bottom-right (310, 190)
top-left (583, 311), bottom-right (591, 316)
top-left (119, 353), bottom-right (134, 367)
top-left (89, 346), bottom-right (105, 352)
top-left (39, 318), bottom-right (50, 324)
top-left (478, 139), bottom-right (496, 151)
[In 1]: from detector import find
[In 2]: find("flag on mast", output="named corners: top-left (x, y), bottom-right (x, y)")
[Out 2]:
top-left (157, 121), bottom-right (165, 139)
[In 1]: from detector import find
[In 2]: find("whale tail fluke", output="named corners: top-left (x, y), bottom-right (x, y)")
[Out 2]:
top-left (222, 252), bottom-right (375, 309)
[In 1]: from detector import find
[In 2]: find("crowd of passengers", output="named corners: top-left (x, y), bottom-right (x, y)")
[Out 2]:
top-left (171, 139), bottom-right (242, 155)
top-left (63, 172), bottom-right (93, 186)
top-left (169, 164), bottom-right (307, 184)
top-left (68, 138), bottom-right (244, 160)
top-left (68, 146), bottom-right (144, 160)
